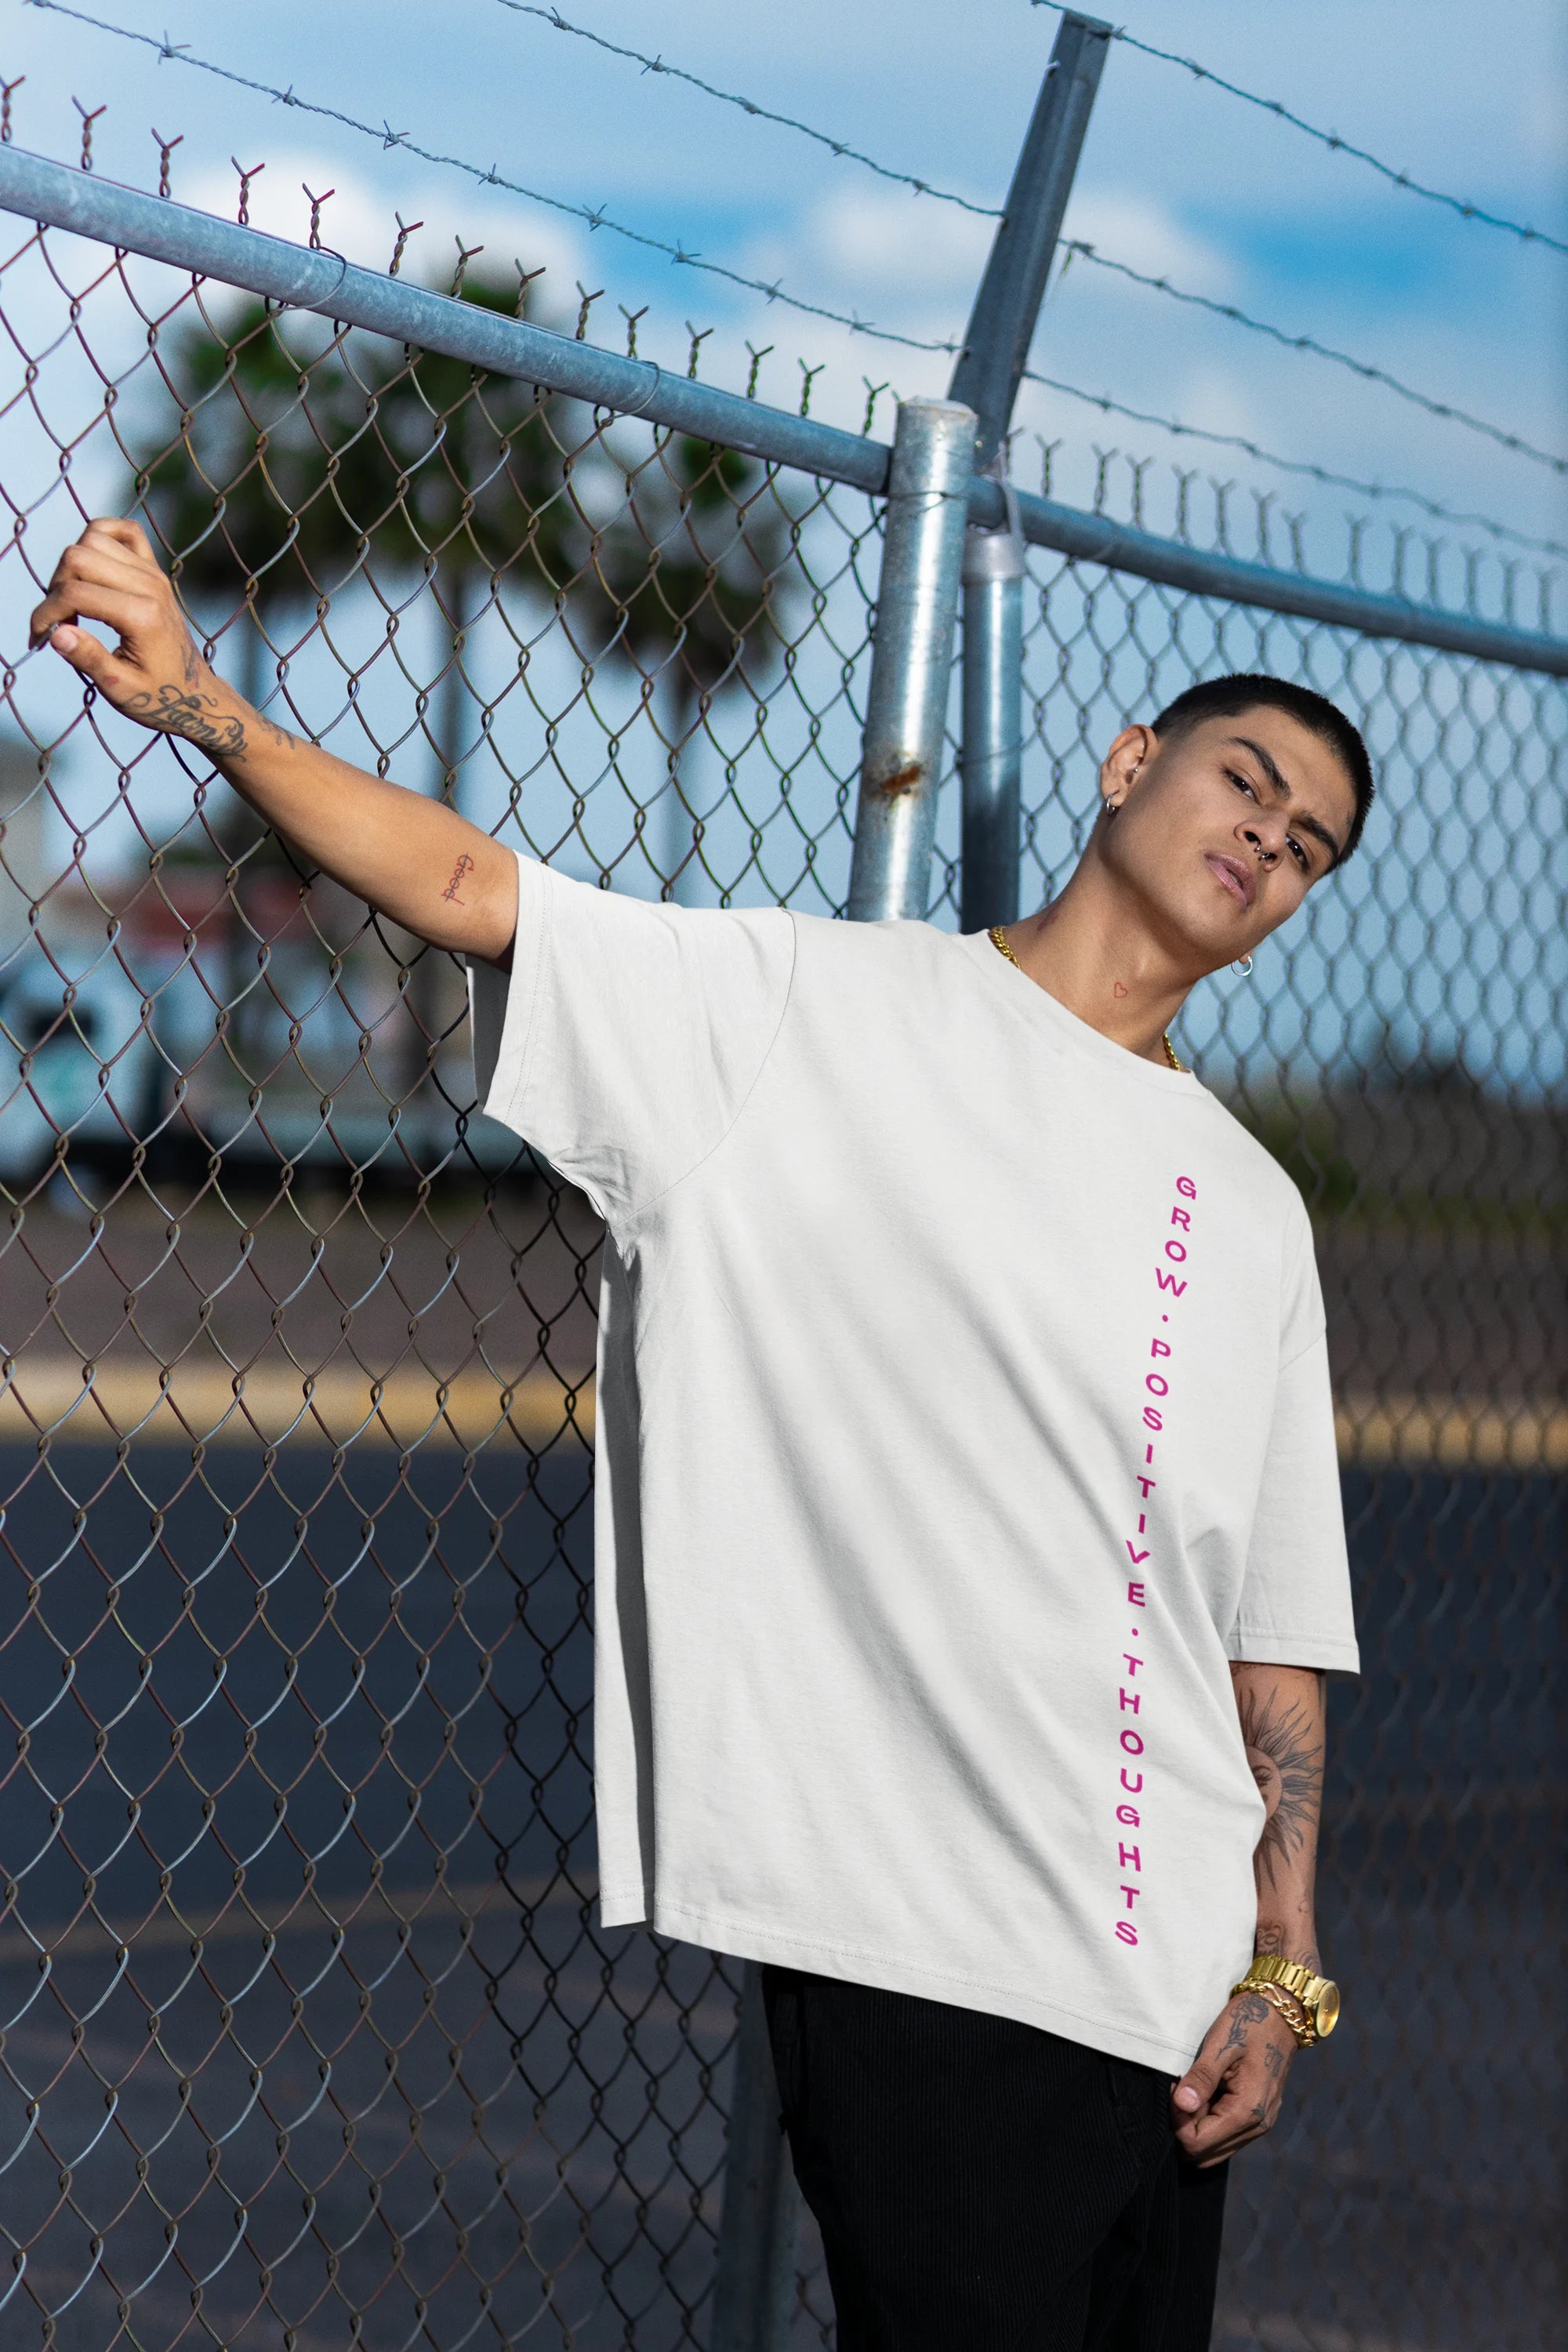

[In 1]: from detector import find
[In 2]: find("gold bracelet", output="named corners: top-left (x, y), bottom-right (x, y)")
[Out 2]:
top-left (1243, 1977), bottom-right (1316, 2047)
top-left (1229, 1953), bottom-right (1341, 2042)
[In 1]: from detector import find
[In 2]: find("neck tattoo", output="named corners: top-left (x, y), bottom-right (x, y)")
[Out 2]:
top-left (988, 926), bottom-right (1189, 1075)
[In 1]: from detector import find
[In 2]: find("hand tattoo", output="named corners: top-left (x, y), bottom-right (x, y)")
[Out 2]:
top-left (1237, 1675), bottom-right (1324, 1895)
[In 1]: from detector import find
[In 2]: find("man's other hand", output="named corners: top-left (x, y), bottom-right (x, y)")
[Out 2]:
top-left (31, 518), bottom-right (253, 753)
top-left (1170, 1989), bottom-right (1298, 2167)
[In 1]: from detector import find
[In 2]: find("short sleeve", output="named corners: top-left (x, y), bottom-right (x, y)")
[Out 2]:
top-left (469, 855), bottom-right (795, 1228)
top-left (1227, 1205), bottom-right (1360, 1675)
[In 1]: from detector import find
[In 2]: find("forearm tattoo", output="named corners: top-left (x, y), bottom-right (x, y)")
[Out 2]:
top-left (122, 683), bottom-right (293, 760)
top-left (1237, 1674), bottom-right (1324, 1896)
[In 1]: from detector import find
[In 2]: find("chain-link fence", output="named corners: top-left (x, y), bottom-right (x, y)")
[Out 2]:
top-left (0, 194), bottom-right (1560, 2352)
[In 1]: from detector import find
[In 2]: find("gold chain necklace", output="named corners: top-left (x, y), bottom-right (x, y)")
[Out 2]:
top-left (988, 926), bottom-right (1187, 1074)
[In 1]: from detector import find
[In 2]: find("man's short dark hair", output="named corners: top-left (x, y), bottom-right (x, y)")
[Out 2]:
top-left (1149, 673), bottom-right (1374, 865)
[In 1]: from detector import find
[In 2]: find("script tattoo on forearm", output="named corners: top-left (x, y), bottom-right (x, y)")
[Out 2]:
top-left (1238, 1674), bottom-right (1324, 1895)
top-left (122, 684), bottom-right (294, 760)
top-left (121, 684), bottom-right (248, 754)
top-left (441, 853), bottom-right (476, 905)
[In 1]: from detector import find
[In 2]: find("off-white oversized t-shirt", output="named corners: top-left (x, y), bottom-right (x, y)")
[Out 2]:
top-left (472, 857), bottom-right (1358, 2076)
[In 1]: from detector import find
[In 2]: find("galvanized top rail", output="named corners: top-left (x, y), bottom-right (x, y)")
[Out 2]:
top-left (3, 143), bottom-right (1565, 681)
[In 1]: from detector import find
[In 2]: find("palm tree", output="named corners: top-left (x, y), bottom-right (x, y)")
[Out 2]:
top-left (128, 275), bottom-right (797, 1119)
top-left (597, 431), bottom-right (799, 896)
top-left (135, 276), bottom-right (795, 851)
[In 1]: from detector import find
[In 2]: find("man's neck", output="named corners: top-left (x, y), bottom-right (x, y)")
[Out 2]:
top-left (1002, 866), bottom-right (1195, 1069)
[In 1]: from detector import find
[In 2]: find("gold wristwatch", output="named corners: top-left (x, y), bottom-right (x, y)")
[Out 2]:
top-left (1229, 1956), bottom-right (1341, 2045)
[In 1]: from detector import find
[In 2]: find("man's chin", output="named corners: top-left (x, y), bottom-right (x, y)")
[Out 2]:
top-left (1149, 895), bottom-right (1247, 978)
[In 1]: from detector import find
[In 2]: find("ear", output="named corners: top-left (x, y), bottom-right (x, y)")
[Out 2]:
top-left (1098, 723), bottom-right (1156, 815)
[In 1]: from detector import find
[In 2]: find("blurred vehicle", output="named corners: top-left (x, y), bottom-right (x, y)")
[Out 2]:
top-left (0, 935), bottom-right (159, 1186)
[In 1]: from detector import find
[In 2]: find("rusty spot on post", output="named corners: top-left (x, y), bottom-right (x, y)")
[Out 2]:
top-left (874, 760), bottom-right (924, 798)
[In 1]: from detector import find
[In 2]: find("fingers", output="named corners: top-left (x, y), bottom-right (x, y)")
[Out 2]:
top-left (30, 519), bottom-right (171, 647)
top-left (79, 515), bottom-right (156, 561)
top-left (1171, 2004), bottom-right (1294, 2166)
top-left (40, 623), bottom-right (122, 690)
top-left (1176, 2085), bottom-right (1259, 2165)
top-left (31, 581), bottom-right (149, 663)
top-left (1195, 2133), bottom-right (1265, 2171)
top-left (50, 541), bottom-right (150, 593)
top-left (1171, 2045), bottom-right (1224, 2122)
top-left (1175, 2042), bottom-right (1288, 2164)
top-left (31, 577), bottom-right (161, 648)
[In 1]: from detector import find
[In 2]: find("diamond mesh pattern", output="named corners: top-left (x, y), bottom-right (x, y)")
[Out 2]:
top-left (0, 221), bottom-right (1559, 2352)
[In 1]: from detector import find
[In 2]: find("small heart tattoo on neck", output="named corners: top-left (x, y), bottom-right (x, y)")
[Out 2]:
top-left (1112, 982), bottom-right (1128, 999)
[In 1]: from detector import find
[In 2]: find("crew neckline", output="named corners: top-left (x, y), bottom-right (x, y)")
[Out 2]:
top-left (956, 927), bottom-right (1208, 1097)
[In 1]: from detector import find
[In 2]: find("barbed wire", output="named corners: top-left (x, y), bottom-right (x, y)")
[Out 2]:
top-left (21, 0), bottom-right (960, 355)
top-left (19, 0), bottom-right (1562, 554)
top-left (1018, 368), bottom-right (1568, 561)
top-left (1032, 5), bottom-right (1568, 260)
top-left (493, 1), bottom-right (1002, 221)
top-left (1058, 240), bottom-right (1567, 475)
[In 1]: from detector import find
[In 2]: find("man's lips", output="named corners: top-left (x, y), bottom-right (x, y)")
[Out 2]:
top-left (1205, 851), bottom-right (1254, 909)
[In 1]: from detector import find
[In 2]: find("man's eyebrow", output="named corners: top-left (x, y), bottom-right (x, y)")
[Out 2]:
top-left (1228, 735), bottom-right (1344, 866)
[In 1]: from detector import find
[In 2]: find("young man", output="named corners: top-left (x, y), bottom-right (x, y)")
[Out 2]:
top-left (33, 519), bottom-right (1365, 2351)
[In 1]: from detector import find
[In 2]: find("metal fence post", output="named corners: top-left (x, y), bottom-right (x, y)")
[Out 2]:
top-left (949, 12), bottom-right (1110, 932)
top-left (959, 518), bottom-right (1027, 931)
top-left (710, 1965), bottom-right (799, 2352)
top-left (713, 399), bottom-right (974, 2347)
top-left (845, 399), bottom-right (977, 922)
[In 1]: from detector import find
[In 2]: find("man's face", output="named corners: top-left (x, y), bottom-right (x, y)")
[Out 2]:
top-left (1099, 707), bottom-right (1358, 973)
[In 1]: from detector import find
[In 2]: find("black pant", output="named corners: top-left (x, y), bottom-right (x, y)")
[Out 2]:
top-left (762, 1967), bottom-right (1228, 2352)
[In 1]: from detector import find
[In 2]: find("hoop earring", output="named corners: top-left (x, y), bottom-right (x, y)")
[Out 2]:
top-left (1232, 954), bottom-right (1254, 978)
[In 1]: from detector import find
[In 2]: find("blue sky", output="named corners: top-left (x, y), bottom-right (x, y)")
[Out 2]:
top-left (0, 0), bottom-right (1563, 571)
top-left (0, 0), bottom-right (1561, 1091)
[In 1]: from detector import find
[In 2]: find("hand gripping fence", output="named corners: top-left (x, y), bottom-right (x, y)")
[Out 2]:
top-left (0, 13), bottom-right (1563, 2349)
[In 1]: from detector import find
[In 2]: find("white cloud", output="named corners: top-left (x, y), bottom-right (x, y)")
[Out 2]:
top-left (1516, 74), bottom-right (1568, 166)
top-left (733, 182), bottom-right (1236, 408)
top-left (1164, 363), bottom-right (1269, 442)
top-left (793, 187), bottom-right (993, 302)
top-left (180, 153), bottom-right (587, 312)
top-left (737, 186), bottom-right (987, 367)
top-left (183, 154), bottom-right (408, 274)
top-left (1058, 191), bottom-right (1236, 299)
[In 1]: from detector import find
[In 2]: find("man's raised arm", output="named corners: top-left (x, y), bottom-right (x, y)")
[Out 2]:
top-left (30, 518), bottom-right (519, 965)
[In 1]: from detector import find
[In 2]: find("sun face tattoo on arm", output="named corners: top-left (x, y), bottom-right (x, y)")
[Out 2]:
top-left (1236, 1672), bottom-right (1325, 1898)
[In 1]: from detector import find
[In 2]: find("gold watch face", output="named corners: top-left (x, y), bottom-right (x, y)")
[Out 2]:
top-left (1313, 1982), bottom-right (1341, 2038)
